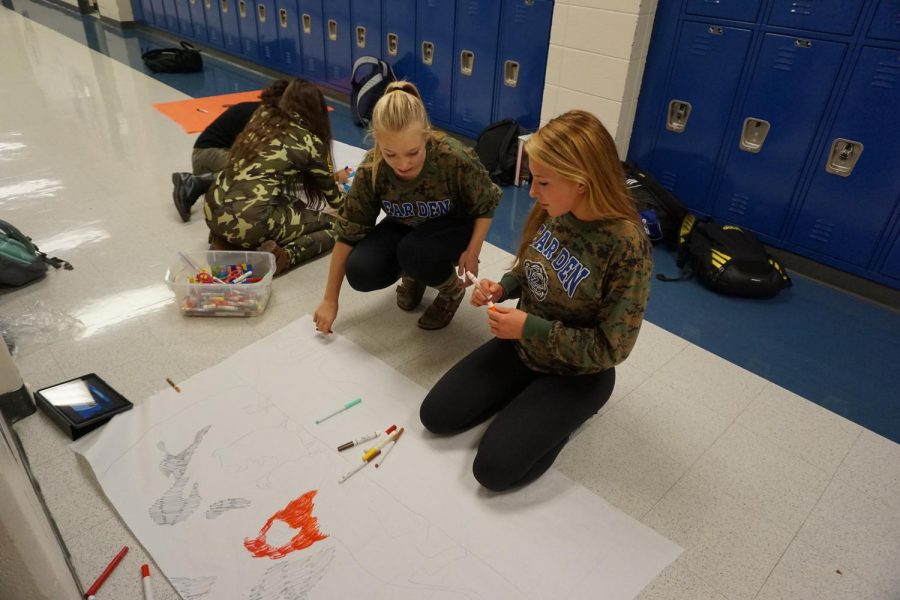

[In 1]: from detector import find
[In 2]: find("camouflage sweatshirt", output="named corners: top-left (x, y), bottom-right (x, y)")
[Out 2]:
top-left (334, 135), bottom-right (501, 244)
top-left (498, 215), bottom-right (653, 375)
top-left (207, 109), bottom-right (343, 221)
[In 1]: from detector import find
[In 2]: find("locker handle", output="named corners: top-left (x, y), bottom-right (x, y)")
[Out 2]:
top-left (503, 60), bottom-right (519, 87)
top-left (421, 41), bottom-right (434, 65)
top-left (460, 50), bottom-right (474, 76)
top-left (238, 0), bottom-right (246, 19)
top-left (328, 19), bottom-right (337, 41)
top-left (825, 138), bottom-right (863, 177)
top-left (738, 117), bottom-right (770, 153)
top-left (204, 0), bottom-right (210, 8)
top-left (220, 0), bottom-right (228, 14)
top-left (666, 100), bottom-right (691, 133)
top-left (279, 8), bottom-right (287, 28)
top-left (257, 4), bottom-right (265, 22)
top-left (356, 26), bottom-right (366, 48)
top-left (302, 13), bottom-right (311, 34)
top-left (387, 33), bottom-right (398, 56)
top-left (190, 0), bottom-right (196, 6)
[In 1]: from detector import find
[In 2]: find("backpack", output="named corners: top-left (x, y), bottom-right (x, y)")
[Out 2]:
top-left (0, 220), bottom-right (73, 288)
top-left (659, 214), bottom-right (792, 298)
top-left (141, 42), bottom-right (203, 74)
top-left (623, 160), bottom-right (688, 247)
top-left (350, 56), bottom-right (396, 127)
top-left (474, 119), bottom-right (525, 186)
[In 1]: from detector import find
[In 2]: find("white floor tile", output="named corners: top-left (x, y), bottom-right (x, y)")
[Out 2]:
top-left (635, 558), bottom-right (728, 600)
top-left (832, 429), bottom-right (900, 513)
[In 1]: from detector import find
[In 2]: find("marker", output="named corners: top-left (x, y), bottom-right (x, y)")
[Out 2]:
top-left (85, 545), bottom-right (128, 599)
top-left (178, 251), bottom-right (226, 284)
top-left (141, 564), bottom-right (155, 600)
top-left (337, 431), bottom-right (379, 452)
top-left (315, 398), bottom-right (362, 424)
top-left (165, 377), bottom-right (181, 393)
top-left (362, 426), bottom-right (403, 462)
top-left (338, 457), bottom-right (371, 483)
top-left (231, 270), bottom-right (253, 284)
top-left (374, 427), bottom-right (404, 468)
top-left (465, 271), bottom-right (495, 309)
top-left (196, 108), bottom-right (209, 113)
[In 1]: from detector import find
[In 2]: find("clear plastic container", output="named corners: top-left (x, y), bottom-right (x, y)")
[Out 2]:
top-left (165, 250), bottom-right (275, 317)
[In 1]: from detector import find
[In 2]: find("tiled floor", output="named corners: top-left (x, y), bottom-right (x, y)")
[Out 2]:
top-left (3, 5), bottom-right (900, 600)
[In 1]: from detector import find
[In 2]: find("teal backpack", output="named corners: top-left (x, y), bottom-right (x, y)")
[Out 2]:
top-left (0, 220), bottom-right (72, 288)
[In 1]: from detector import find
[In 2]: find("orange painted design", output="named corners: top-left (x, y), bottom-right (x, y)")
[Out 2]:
top-left (243, 490), bottom-right (328, 559)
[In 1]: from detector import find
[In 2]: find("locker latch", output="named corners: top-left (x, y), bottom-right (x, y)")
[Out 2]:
top-left (825, 139), bottom-right (864, 177)
top-left (387, 33), bottom-right (399, 56)
top-left (302, 14), bottom-right (311, 34)
top-left (204, 0), bottom-right (210, 9)
top-left (328, 20), bottom-right (337, 41)
top-left (460, 51), bottom-right (474, 76)
top-left (739, 117), bottom-right (771, 153)
top-left (504, 61), bottom-right (520, 87)
top-left (257, 4), bottom-right (265, 23)
top-left (220, 0), bottom-right (228, 14)
top-left (422, 41), bottom-right (434, 66)
top-left (356, 26), bottom-right (366, 48)
top-left (238, 0), bottom-right (246, 19)
top-left (666, 100), bottom-right (692, 133)
top-left (279, 8), bottom-right (287, 28)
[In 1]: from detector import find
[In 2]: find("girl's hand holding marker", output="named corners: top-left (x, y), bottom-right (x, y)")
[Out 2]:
top-left (464, 271), bottom-right (499, 309)
top-left (465, 271), bottom-right (526, 339)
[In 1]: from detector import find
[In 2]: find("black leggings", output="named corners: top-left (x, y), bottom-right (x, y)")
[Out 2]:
top-left (345, 218), bottom-right (474, 290)
top-left (420, 338), bottom-right (615, 492)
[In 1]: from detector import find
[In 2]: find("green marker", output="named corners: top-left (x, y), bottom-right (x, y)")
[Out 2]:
top-left (315, 398), bottom-right (362, 424)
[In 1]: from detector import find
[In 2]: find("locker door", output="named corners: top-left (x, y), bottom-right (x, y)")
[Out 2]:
top-left (257, 0), bottom-right (279, 65)
top-left (382, 0), bottom-right (415, 80)
top-left (323, 0), bottom-right (352, 91)
top-left (351, 0), bottom-right (381, 66)
top-left (138, 0), bottom-right (153, 23)
top-left (299, 0), bottom-right (326, 81)
top-left (881, 233), bottom-right (900, 283)
top-left (493, 0), bottom-right (553, 131)
top-left (220, 0), bottom-right (243, 54)
top-left (789, 47), bottom-right (900, 267)
top-left (416, 0), bottom-right (456, 127)
top-left (162, 0), bottom-right (179, 31)
top-left (204, 0), bottom-right (224, 49)
top-left (649, 21), bottom-right (752, 212)
top-left (868, 0), bottom-right (900, 42)
top-left (451, 0), bottom-right (501, 137)
top-left (175, 0), bottom-right (194, 36)
top-left (131, 0), bottom-right (145, 23)
top-left (275, 0), bottom-right (301, 75)
top-left (768, 0), bottom-right (864, 35)
top-left (238, 0), bottom-right (261, 61)
top-left (713, 34), bottom-right (846, 237)
top-left (187, 0), bottom-right (207, 42)
top-left (685, 0), bottom-right (761, 22)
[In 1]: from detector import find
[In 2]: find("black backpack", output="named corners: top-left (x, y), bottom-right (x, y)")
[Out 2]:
top-left (623, 160), bottom-right (688, 247)
top-left (0, 220), bottom-right (73, 288)
top-left (474, 119), bottom-right (525, 186)
top-left (350, 56), bottom-right (396, 127)
top-left (141, 42), bottom-right (203, 74)
top-left (659, 214), bottom-right (792, 298)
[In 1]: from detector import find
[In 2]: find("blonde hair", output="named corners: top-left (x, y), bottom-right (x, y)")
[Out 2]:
top-left (366, 81), bottom-right (442, 183)
top-left (515, 110), bottom-right (641, 264)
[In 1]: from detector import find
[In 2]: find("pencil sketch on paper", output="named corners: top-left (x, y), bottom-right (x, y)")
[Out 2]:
top-left (171, 576), bottom-right (217, 600)
top-left (159, 425), bottom-right (211, 478)
top-left (244, 490), bottom-right (328, 559)
top-left (248, 546), bottom-right (335, 600)
top-left (213, 419), bottom-right (318, 489)
top-left (206, 497), bottom-right (252, 519)
top-left (149, 425), bottom-right (211, 526)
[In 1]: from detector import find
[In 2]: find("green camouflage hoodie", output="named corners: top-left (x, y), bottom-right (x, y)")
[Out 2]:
top-left (498, 214), bottom-right (653, 375)
top-left (334, 135), bottom-right (500, 245)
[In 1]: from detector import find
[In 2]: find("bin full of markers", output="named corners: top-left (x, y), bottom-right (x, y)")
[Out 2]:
top-left (165, 251), bottom-right (275, 317)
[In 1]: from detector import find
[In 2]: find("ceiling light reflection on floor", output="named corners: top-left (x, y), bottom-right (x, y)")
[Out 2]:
top-left (73, 283), bottom-right (173, 337)
top-left (38, 224), bottom-right (110, 253)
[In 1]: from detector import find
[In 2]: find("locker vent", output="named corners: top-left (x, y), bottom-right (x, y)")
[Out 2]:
top-left (465, 0), bottom-right (478, 16)
top-left (773, 47), bottom-right (797, 72)
top-left (659, 171), bottom-right (677, 192)
top-left (514, 5), bottom-right (528, 23)
top-left (809, 220), bottom-right (834, 243)
top-left (872, 61), bottom-right (899, 90)
top-left (690, 33), bottom-right (714, 57)
top-left (727, 193), bottom-right (749, 216)
top-left (788, 0), bottom-right (814, 17)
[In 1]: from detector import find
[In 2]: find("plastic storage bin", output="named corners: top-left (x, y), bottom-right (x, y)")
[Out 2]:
top-left (165, 250), bottom-right (275, 316)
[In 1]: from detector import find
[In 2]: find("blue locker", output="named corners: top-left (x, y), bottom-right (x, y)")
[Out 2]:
top-left (789, 47), bottom-right (900, 267)
top-left (257, 0), bottom-right (279, 65)
top-left (868, 0), bottom-right (900, 42)
top-left (204, 0), bottom-right (225, 48)
top-left (187, 0), bottom-right (207, 41)
top-left (451, 0), bottom-right (501, 137)
top-left (881, 234), bottom-right (900, 282)
top-left (299, 0), bottom-right (327, 82)
top-left (139, 0), bottom-right (155, 24)
top-left (685, 0), bottom-right (761, 23)
top-left (382, 0), bottom-right (415, 80)
top-left (323, 0), bottom-right (352, 91)
top-left (175, 0), bottom-right (194, 36)
top-left (649, 22), bottom-right (752, 212)
top-left (238, 0), bottom-right (261, 61)
top-left (712, 34), bottom-right (846, 237)
top-left (275, 0), bottom-right (302, 74)
top-left (768, 0), bottom-right (864, 36)
top-left (131, 0), bottom-right (145, 23)
top-left (162, 0), bottom-right (179, 31)
top-left (220, 0), bottom-right (243, 55)
top-left (351, 0), bottom-right (381, 66)
top-left (493, 0), bottom-right (553, 131)
top-left (416, 0), bottom-right (456, 126)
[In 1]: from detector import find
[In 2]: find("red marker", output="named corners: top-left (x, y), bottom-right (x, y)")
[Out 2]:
top-left (85, 545), bottom-right (128, 599)
top-left (141, 564), bottom-right (156, 600)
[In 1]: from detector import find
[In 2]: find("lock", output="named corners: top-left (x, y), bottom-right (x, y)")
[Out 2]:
top-left (387, 33), bottom-right (398, 56)
top-left (825, 138), bottom-right (863, 177)
top-left (356, 26), bottom-right (366, 48)
top-left (666, 100), bottom-right (692, 133)
top-left (460, 50), bottom-right (474, 76)
top-left (504, 61), bottom-right (519, 87)
top-left (422, 41), bottom-right (434, 65)
top-left (739, 117), bottom-right (771, 153)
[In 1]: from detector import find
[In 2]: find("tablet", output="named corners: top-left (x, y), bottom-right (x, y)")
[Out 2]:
top-left (34, 374), bottom-right (133, 439)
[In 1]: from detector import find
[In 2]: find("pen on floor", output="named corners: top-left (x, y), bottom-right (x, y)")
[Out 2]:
top-left (85, 545), bottom-right (128, 599)
top-left (362, 426), bottom-right (402, 462)
top-left (196, 108), bottom-right (209, 113)
top-left (337, 430), bottom-right (379, 452)
top-left (374, 427), bottom-right (404, 468)
top-left (141, 564), bottom-right (156, 600)
top-left (315, 398), bottom-right (361, 424)
top-left (338, 457), bottom-right (371, 483)
top-left (165, 378), bottom-right (181, 393)
top-left (465, 271), bottom-right (495, 309)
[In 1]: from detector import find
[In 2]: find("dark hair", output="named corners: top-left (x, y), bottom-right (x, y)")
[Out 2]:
top-left (229, 79), bottom-right (334, 206)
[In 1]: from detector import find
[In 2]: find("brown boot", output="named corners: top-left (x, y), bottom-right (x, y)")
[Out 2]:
top-left (257, 240), bottom-right (291, 276)
top-left (396, 276), bottom-right (426, 311)
top-left (417, 287), bottom-right (465, 330)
